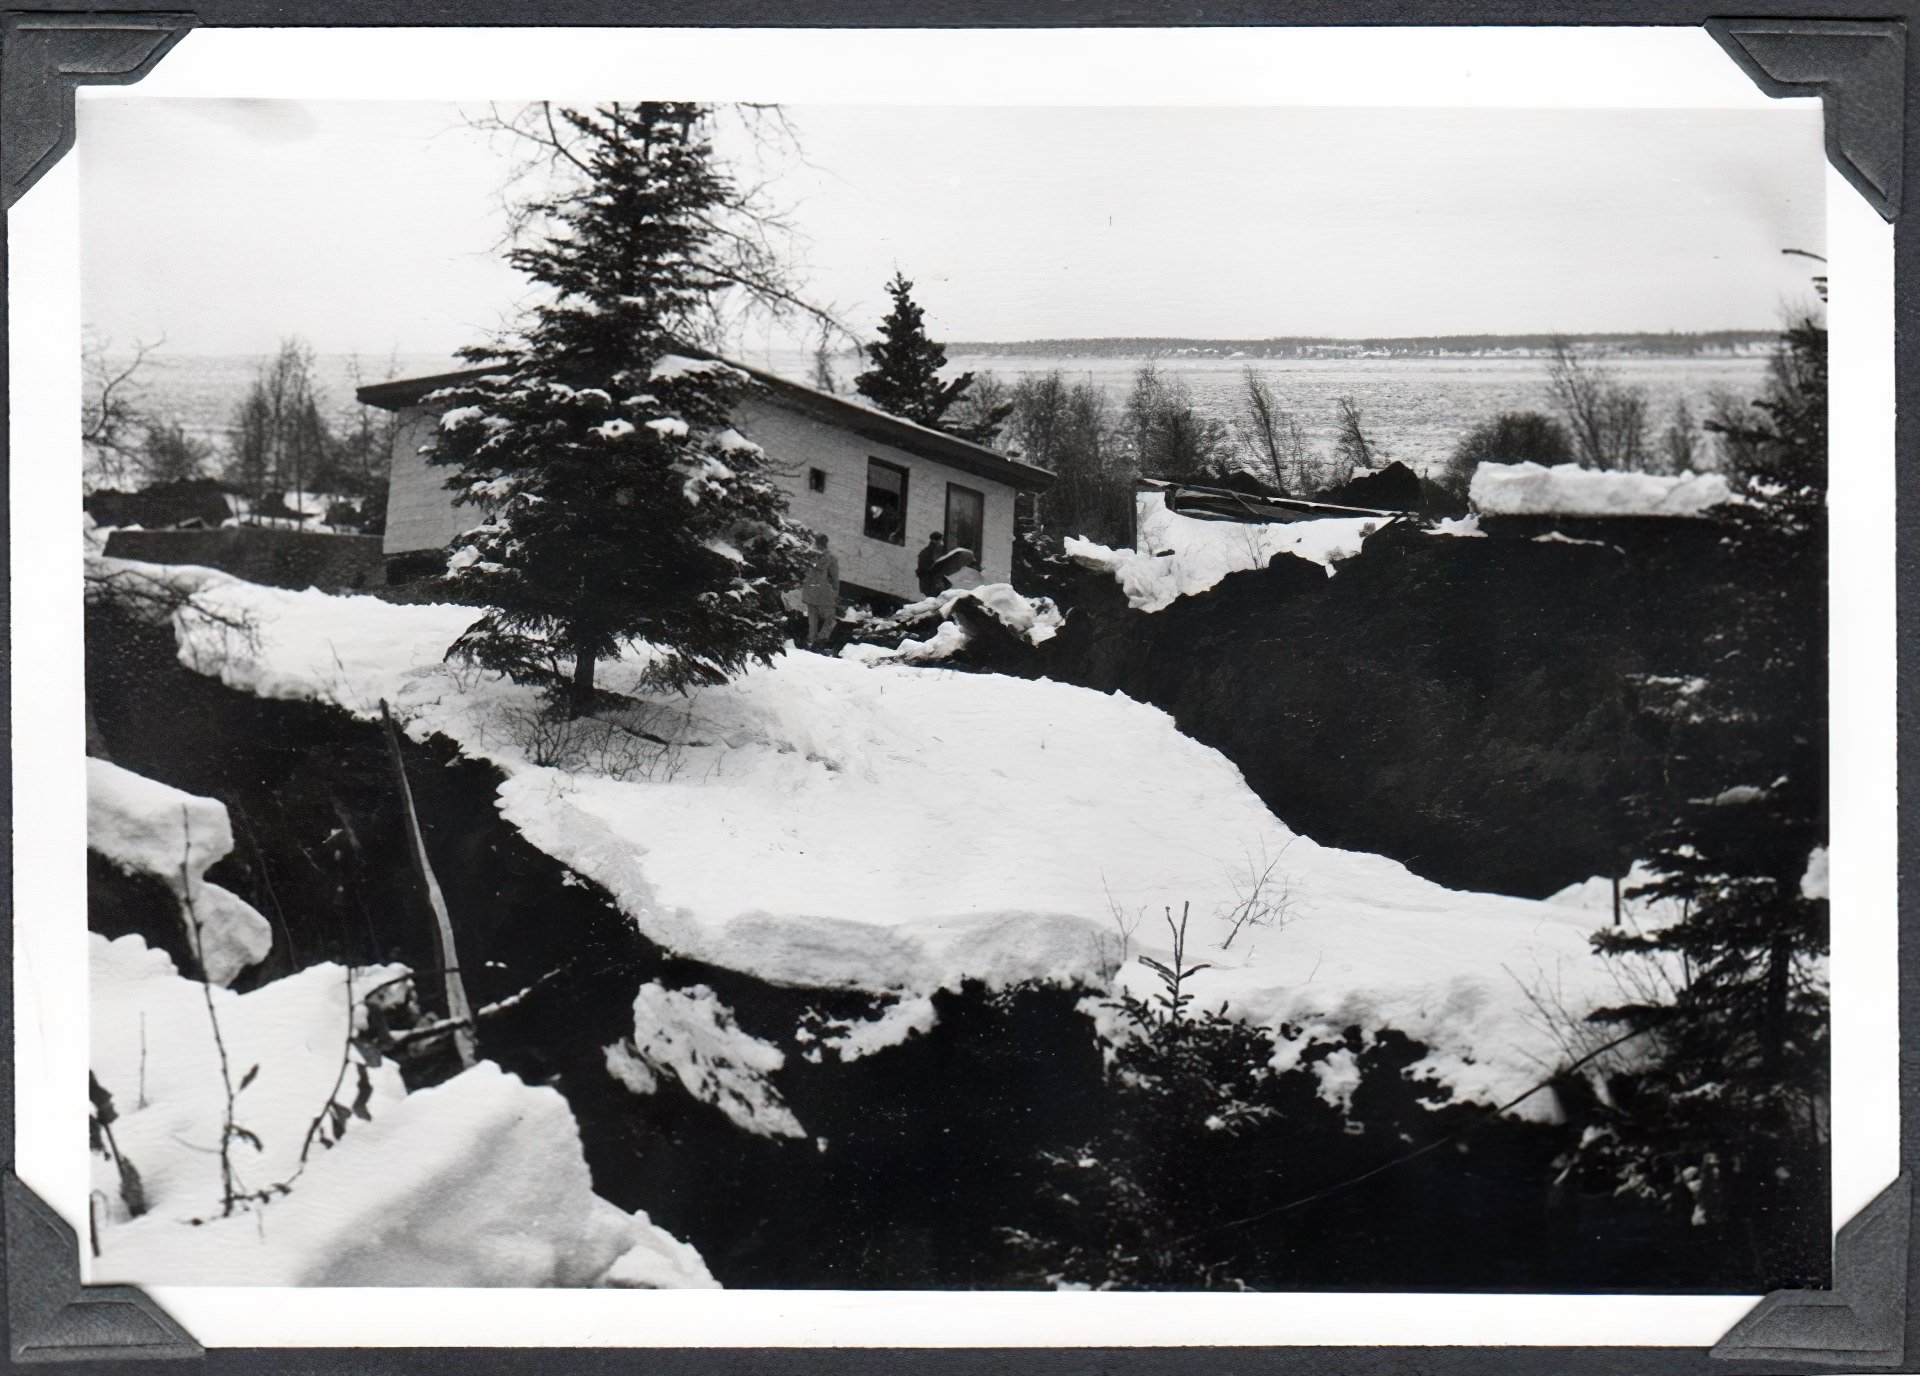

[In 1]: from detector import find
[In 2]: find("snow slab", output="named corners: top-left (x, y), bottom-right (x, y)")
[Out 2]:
top-left (1470, 462), bottom-right (1737, 519)
top-left (90, 933), bottom-right (715, 1287)
top-left (154, 559), bottom-right (1637, 1116)
top-left (88, 758), bottom-right (272, 986)
top-left (1065, 493), bottom-right (1382, 612)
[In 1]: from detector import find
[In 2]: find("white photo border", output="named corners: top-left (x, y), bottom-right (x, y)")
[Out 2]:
top-left (10, 23), bottom-right (1895, 1349)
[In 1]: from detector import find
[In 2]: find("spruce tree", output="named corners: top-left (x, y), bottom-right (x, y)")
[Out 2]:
top-left (426, 103), bottom-right (812, 716)
top-left (1568, 313), bottom-right (1829, 1284)
top-left (853, 271), bottom-right (1006, 441)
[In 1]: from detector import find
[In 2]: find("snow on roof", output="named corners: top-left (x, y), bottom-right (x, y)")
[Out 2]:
top-left (1469, 462), bottom-right (1738, 519)
top-left (360, 352), bottom-right (1053, 493)
top-left (153, 561), bottom-right (1643, 1116)
top-left (1066, 492), bottom-right (1384, 612)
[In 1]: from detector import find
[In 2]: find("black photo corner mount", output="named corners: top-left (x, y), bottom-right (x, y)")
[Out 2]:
top-left (1710, 1173), bottom-right (1912, 1367)
top-left (0, 10), bottom-right (1908, 1373)
top-left (0, 9), bottom-right (196, 210)
top-left (3, 1172), bottom-right (201, 1362)
top-left (1707, 16), bottom-right (1906, 221)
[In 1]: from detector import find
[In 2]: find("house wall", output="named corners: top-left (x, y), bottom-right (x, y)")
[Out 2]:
top-left (382, 407), bottom-right (471, 558)
top-left (731, 395), bottom-right (1018, 599)
top-left (382, 394), bottom-right (1021, 603)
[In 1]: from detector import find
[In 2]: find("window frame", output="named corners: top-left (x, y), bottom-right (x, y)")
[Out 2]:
top-left (944, 481), bottom-right (986, 567)
top-left (863, 457), bottom-right (910, 546)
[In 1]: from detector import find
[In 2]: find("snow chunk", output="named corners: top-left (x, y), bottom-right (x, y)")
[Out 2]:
top-left (605, 983), bottom-right (805, 1139)
top-left (713, 428), bottom-right (763, 455)
top-left (1429, 514), bottom-right (1485, 538)
top-left (816, 994), bottom-right (939, 1062)
top-left (1801, 846), bottom-right (1830, 901)
top-left (90, 934), bottom-right (712, 1288)
top-left (1066, 494), bottom-right (1381, 612)
top-left (439, 405), bottom-right (486, 430)
top-left (674, 454), bottom-right (735, 505)
top-left (650, 355), bottom-right (748, 384)
top-left (842, 618), bottom-right (969, 665)
top-left (844, 584), bottom-right (1064, 663)
top-left (87, 760), bottom-right (271, 986)
top-left (645, 417), bottom-right (689, 439)
top-left (1312, 1046), bottom-right (1362, 1112)
top-left (604, 1212), bottom-right (721, 1289)
top-left (1470, 462), bottom-right (1737, 518)
top-left (592, 419), bottom-right (636, 441)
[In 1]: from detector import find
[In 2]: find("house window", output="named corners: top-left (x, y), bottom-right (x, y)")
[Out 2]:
top-left (945, 483), bottom-right (985, 566)
top-left (808, 467), bottom-right (827, 493)
top-left (864, 458), bottom-right (908, 545)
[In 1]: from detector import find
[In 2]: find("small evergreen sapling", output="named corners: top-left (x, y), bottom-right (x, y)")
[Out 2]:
top-left (428, 104), bottom-right (814, 715)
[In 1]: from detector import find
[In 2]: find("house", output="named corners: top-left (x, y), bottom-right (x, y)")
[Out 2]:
top-left (357, 357), bottom-right (1053, 607)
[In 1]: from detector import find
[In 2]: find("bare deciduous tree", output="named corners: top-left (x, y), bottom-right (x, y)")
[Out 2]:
top-left (1010, 370), bottom-right (1136, 546)
top-left (1127, 363), bottom-right (1230, 483)
top-left (1232, 366), bottom-right (1315, 493)
top-left (466, 100), bottom-right (850, 349)
top-left (224, 338), bottom-right (332, 516)
top-left (82, 332), bottom-right (163, 491)
top-left (1331, 396), bottom-right (1377, 479)
top-left (1545, 338), bottom-right (1651, 470)
top-left (1658, 397), bottom-right (1699, 475)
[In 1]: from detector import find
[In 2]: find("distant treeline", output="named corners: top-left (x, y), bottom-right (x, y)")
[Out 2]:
top-left (947, 331), bottom-right (1778, 360)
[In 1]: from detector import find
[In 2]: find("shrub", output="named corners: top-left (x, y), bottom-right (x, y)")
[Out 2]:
top-left (1435, 410), bottom-right (1576, 510)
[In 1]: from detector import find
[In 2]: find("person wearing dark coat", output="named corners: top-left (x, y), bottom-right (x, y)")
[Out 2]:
top-left (915, 530), bottom-right (948, 598)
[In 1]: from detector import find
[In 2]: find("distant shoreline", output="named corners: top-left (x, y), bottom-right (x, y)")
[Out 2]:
top-left (943, 331), bottom-right (1779, 361)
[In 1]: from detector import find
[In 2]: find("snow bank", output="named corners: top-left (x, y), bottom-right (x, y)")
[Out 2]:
top-left (87, 759), bottom-right (272, 986)
top-left (90, 934), bottom-right (714, 1287)
top-left (1545, 860), bottom-right (1688, 932)
top-left (155, 562), bottom-right (1636, 1115)
top-left (1066, 494), bottom-right (1381, 612)
top-left (1469, 462), bottom-right (1737, 519)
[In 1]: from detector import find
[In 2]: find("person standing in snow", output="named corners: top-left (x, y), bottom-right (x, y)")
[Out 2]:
top-left (801, 533), bottom-right (841, 647)
top-left (915, 530), bottom-right (948, 598)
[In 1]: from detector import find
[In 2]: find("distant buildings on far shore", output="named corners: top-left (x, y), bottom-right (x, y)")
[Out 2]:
top-left (946, 331), bottom-right (1781, 362)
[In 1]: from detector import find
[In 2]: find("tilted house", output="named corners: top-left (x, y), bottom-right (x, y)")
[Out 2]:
top-left (359, 357), bottom-right (1052, 607)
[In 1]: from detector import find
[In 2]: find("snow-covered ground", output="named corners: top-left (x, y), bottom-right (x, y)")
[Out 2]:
top-left (1470, 462), bottom-right (1737, 518)
top-left (135, 555), bottom-right (1641, 1117)
top-left (1066, 492), bottom-right (1383, 612)
top-left (90, 932), bottom-right (714, 1287)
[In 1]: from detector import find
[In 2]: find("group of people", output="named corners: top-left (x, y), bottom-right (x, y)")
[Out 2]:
top-left (795, 528), bottom-right (970, 648)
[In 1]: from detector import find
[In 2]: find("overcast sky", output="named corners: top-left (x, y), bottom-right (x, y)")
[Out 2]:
top-left (79, 99), bottom-right (1825, 361)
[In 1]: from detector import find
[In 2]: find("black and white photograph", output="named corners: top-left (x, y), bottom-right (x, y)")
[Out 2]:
top-left (51, 47), bottom-right (1857, 1309)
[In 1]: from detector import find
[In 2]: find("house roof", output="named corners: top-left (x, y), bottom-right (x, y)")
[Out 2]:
top-left (357, 354), bottom-right (1054, 493)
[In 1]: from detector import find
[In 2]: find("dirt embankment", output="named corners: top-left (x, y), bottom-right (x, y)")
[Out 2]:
top-left (1035, 516), bottom-right (1823, 899)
